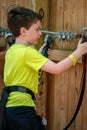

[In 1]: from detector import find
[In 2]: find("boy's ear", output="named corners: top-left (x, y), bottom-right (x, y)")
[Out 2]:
top-left (20, 27), bottom-right (27, 36)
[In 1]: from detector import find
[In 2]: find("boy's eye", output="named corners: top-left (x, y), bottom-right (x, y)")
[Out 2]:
top-left (36, 28), bottom-right (40, 31)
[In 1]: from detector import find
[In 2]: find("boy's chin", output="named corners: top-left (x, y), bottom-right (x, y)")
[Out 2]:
top-left (33, 41), bottom-right (38, 45)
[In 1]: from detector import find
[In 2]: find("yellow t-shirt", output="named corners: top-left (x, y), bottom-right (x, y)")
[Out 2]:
top-left (4, 44), bottom-right (48, 108)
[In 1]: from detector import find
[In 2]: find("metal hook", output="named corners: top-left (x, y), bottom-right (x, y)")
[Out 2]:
top-left (6, 3), bottom-right (16, 14)
top-left (39, 8), bottom-right (44, 20)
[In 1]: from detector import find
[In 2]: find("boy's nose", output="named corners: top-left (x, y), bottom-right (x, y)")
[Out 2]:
top-left (39, 30), bottom-right (42, 35)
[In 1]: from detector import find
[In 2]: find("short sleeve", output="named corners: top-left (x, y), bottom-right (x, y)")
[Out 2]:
top-left (25, 46), bottom-right (49, 71)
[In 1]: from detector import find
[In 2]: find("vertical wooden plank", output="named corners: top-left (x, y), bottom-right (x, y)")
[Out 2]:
top-left (49, 0), bottom-right (64, 31)
top-left (77, 0), bottom-right (86, 31)
top-left (62, 0), bottom-right (72, 50)
top-left (47, 74), bottom-right (55, 130)
top-left (18, 0), bottom-right (29, 8)
top-left (63, 0), bottom-right (78, 51)
top-left (54, 72), bottom-right (69, 130)
top-left (53, 75), bottom-right (61, 130)
top-left (35, 0), bottom-right (49, 30)
top-left (63, 0), bottom-right (71, 31)
top-left (0, 0), bottom-right (1, 25)
top-left (49, 0), bottom-right (64, 52)
top-left (0, 0), bottom-right (7, 47)
top-left (1, 0), bottom-right (7, 27)
top-left (75, 64), bottom-right (83, 130)
top-left (85, 0), bottom-right (87, 25)
top-left (81, 71), bottom-right (87, 130)
top-left (67, 66), bottom-right (76, 130)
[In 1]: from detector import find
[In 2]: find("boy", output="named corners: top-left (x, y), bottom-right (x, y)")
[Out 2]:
top-left (4, 6), bottom-right (87, 130)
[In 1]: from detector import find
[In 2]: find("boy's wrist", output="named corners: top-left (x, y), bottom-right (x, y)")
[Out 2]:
top-left (69, 54), bottom-right (77, 65)
top-left (72, 49), bottom-right (82, 61)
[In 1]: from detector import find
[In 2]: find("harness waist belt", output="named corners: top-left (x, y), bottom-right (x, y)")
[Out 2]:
top-left (6, 86), bottom-right (35, 100)
top-left (0, 86), bottom-right (35, 130)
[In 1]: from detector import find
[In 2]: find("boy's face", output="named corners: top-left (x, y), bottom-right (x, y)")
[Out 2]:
top-left (25, 20), bottom-right (42, 45)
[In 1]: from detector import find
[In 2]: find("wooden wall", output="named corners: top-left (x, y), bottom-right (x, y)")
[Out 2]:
top-left (0, 0), bottom-right (87, 130)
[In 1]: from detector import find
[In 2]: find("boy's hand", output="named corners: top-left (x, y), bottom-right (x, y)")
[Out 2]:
top-left (39, 43), bottom-right (46, 53)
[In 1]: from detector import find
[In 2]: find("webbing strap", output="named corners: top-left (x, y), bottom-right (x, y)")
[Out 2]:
top-left (6, 86), bottom-right (35, 100)
top-left (0, 88), bottom-right (8, 130)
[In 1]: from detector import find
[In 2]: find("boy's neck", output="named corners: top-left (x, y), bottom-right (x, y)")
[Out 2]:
top-left (15, 37), bottom-right (29, 46)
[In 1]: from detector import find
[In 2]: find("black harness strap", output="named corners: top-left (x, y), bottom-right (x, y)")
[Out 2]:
top-left (6, 86), bottom-right (35, 100)
top-left (0, 88), bottom-right (9, 130)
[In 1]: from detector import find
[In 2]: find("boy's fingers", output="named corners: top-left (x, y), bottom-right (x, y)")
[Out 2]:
top-left (78, 38), bottom-right (82, 44)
